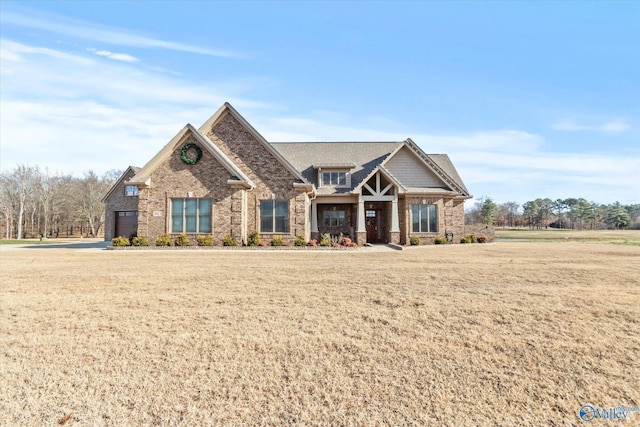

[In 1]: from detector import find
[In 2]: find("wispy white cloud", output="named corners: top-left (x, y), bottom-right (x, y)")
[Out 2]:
top-left (0, 39), bottom-right (93, 65)
top-left (0, 34), bottom-right (637, 205)
top-left (87, 48), bottom-right (139, 63)
top-left (1, 9), bottom-right (242, 58)
top-left (552, 119), bottom-right (631, 133)
top-left (0, 38), bottom-right (266, 175)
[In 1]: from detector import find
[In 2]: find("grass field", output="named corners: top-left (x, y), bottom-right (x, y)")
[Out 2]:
top-left (495, 228), bottom-right (640, 245)
top-left (1, 238), bottom-right (639, 425)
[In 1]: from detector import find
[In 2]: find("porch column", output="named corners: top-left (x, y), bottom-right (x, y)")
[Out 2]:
top-left (357, 197), bottom-right (366, 233)
top-left (356, 196), bottom-right (366, 245)
top-left (311, 199), bottom-right (318, 233)
top-left (391, 196), bottom-right (400, 232)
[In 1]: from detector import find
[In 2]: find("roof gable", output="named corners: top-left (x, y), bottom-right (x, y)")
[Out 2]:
top-left (128, 123), bottom-right (254, 188)
top-left (384, 145), bottom-right (449, 189)
top-left (390, 139), bottom-right (470, 197)
top-left (199, 103), bottom-right (307, 185)
top-left (101, 166), bottom-right (140, 203)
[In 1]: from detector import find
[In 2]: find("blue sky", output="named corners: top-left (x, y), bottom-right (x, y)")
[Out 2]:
top-left (1, 1), bottom-right (638, 206)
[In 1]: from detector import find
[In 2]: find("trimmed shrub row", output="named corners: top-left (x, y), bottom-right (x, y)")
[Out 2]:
top-left (113, 231), bottom-right (359, 248)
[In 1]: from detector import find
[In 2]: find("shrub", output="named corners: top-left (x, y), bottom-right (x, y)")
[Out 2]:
top-left (434, 236), bottom-right (447, 245)
top-left (156, 234), bottom-right (171, 247)
top-left (342, 237), bottom-right (352, 246)
top-left (197, 235), bottom-right (214, 246)
top-left (349, 242), bottom-right (358, 247)
top-left (460, 234), bottom-right (477, 244)
top-left (128, 232), bottom-right (137, 245)
top-left (270, 236), bottom-right (284, 246)
top-left (222, 235), bottom-right (238, 246)
top-left (308, 239), bottom-right (318, 247)
top-left (294, 235), bottom-right (307, 247)
top-left (477, 235), bottom-right (488, 243)
top-left (174, 233), bottom-right (190, 247)
top-left (409, 235), bottom-right (420, 246)
top-left (319, 234), bottom-right (331, 247)
top-left (112, 236), bottom-right (130, 247)
top-left (132, 236), bottom-right (148, 246)
top-left (247, 230), bottom-right (260, 247)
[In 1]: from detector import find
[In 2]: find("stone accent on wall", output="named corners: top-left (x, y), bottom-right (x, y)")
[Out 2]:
top-left (389, 231), bottom-right (400, 245)
top-left (103, 168), bottom-right (140, 241)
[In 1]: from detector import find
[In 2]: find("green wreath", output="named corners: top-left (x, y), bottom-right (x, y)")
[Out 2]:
top-left (180, 142), bottom-right (202, 165)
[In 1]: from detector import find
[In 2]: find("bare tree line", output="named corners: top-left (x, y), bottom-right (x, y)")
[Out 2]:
top-left (0, 165), bottom-right (121, 239)
top-left (467, 197), bottom-right (640, 230)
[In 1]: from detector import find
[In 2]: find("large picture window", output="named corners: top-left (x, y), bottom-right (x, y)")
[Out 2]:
top-left (260, 200), bottom-right (289, 233)
top-left (412, 204), bottom-right (437, 233)
top-left (171, 198), bottom-right (211, 233)
top-left (323, 210), bottom-right (345, 227)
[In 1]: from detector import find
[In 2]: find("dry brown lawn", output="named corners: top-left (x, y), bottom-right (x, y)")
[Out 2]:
top-left (1, 241), bottom-right (639, 426)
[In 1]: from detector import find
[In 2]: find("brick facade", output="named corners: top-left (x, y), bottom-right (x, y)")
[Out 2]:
top-left (136, 133), bottom-right (240, 245)
top-left (203, 113), bottom-right (309, 243)
top-left (112, 113), bottom-right (311, 246)
top-left (103, 103), bottom-right (470, 246)
top-left (401, 196), bottom-right (465, 245)
top-left (103, 167), bottom-right (140, 241)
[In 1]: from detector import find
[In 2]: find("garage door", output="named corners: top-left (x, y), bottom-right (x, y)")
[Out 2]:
top-left (115, 211), bottom-right (138, 237)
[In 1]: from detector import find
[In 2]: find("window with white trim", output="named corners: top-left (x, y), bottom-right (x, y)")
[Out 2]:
top-left (321, 171), bottom-right (347, 187)
top-left (171, 198), bottom-right (211, 233)
top-left (125, 185), bottom-right (139, 197)
top-left (260, 200), bottom-right (289, 233)
top-left (412, 204), bottom-right (437, 233)
top-left (323, 210), bottom-right (345, 227)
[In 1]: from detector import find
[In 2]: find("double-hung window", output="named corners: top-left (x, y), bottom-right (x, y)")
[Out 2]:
top-left (260, 200), bottom-right (289, 233)
top-left (412, 204), bottom-right (437, 233)
top-left (171, 198), bottom-right (211, 233)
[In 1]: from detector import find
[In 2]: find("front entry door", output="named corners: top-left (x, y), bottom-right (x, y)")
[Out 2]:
top-left (365, 209), bottom-right (380, 243)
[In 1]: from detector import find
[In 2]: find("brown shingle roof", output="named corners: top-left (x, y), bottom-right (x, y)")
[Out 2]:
top-left (271, 142), bottom-right (401, 193)
top-left (271, 141), bottom-right (470, 197)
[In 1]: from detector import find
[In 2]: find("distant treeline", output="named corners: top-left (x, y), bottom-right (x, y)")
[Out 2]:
top-left (466, 197), bottom-right (640, 230)
top-left (0, 165), bottom-right (122, 239)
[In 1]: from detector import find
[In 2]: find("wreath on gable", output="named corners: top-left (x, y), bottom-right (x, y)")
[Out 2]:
top-left (180, 142), bottom-right (203, 165)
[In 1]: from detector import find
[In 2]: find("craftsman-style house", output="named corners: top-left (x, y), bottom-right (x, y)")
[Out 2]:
top-left (103, 103), bottom-right (471, 245)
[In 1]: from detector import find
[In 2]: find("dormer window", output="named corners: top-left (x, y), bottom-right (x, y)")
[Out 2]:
top-left (313, 163), bottom-right (355, 188)
top-left (322, 171), bottom-right (347, 186)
